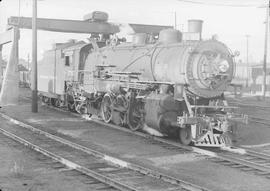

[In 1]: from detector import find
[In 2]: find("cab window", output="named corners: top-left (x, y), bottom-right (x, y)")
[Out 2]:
top-left (65, 56), bottom-right (70, 66)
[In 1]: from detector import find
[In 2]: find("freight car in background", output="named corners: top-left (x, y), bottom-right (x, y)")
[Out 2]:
top-left (37, 12), bottom-right (246, 147)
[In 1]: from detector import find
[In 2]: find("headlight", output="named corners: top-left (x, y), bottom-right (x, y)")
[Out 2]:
top-left (218, 60), bottom-right (229, 73)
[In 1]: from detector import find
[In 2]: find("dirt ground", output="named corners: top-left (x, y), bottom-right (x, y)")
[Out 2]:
top-left (0, 88), bottom-right (270, 191)
top-left (0, 122), bottom-right (107, 191)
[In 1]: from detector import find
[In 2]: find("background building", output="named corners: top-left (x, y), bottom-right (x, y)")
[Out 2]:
top-left (232, 61), bottom-right (270, 96)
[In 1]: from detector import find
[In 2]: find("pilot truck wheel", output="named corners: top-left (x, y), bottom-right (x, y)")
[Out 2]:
top-left (179, 126), bottom-right (192, 145)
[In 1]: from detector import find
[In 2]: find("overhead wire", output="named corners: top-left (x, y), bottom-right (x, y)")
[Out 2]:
top-left (177, 0), bottom-right (267, 8)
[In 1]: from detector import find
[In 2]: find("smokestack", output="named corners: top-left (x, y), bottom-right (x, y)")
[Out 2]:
top-left (188, 20), bottom-right (203, 40)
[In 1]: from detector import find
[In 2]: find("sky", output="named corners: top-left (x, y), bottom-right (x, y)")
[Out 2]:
top-left (0, 0), bottom-right (269, 64)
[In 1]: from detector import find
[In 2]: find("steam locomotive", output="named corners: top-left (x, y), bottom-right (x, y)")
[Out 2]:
top-left (38, 14), bottom-right (245, 147)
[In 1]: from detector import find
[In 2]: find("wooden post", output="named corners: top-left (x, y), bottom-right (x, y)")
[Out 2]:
top-left (262, 0), bottom-right (270, 99)
top-left (0, 45), bottom-right (2, 89)
top-left (174, 11), bottom-right (177, 29)
top-left (246, 35), bottom-right (250, 87)
top-left (32, 0), bottom-right (38, 112)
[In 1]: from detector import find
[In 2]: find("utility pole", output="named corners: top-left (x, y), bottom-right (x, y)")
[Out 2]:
top-left (32, 0), bottom-right (38, 112)
top-left (262, 0), bottom-right (270, 99)
top-left (0, 45), bottom-right (2, 87)
top-left (246, 35), bottom-right (250, 87)
top-left (174, 11), bottom-right (177, 29)
top-left (27, 53), bottom-right (30, 71)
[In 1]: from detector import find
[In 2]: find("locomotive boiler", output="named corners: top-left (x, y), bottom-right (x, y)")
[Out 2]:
top-left (38, 17), bottom-right (246, 147)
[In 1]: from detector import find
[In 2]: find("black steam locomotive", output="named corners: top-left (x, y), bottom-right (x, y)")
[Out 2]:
top-left (38, 13), bottom-right (246, 147)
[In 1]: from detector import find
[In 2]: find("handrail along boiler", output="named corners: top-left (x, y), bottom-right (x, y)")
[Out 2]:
top-left (38, 12), bottom-right (246, 147)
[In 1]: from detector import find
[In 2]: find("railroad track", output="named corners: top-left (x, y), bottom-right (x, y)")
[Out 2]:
top-left (229, 101), bottom-right (270, 110)
top-left (249, 116), bottom-right (270, 126)
top-left (39, 104), bottom-right (270, 180)
top-left (6, 95), bottom-right (270, 180)
top-left (208, 148), bottom-right (270, 178)
top-left (229, 100), bottom-right (270, 126)
top-left (0, 112), bottom-right (209, 191)
top-left (0, 132), bottom-right (119, 191)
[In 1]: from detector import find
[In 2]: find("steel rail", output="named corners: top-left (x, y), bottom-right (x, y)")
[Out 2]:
top-left (228, 100), bottom-right (270, 126)
top-left (249, 116), bottom-right (270, 126)
top-left (228, 101), bottom-right (270, 110)
top-left (245, 149), bottom-right (270, 159)
top-left (21, 95), bottom-right (270, 178)
top-left (90, 114), bottom-right (270, 178)
top-left (8, 94), bottom-right (270, 179)
top-left (0, 112), bottom-right (210, 191)
top-left (43, 104), bottom-right (270, 178)
top-left (0, 127), bottom-right (134, 191)
top-left (210, 152), bottom-right (270, 175)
